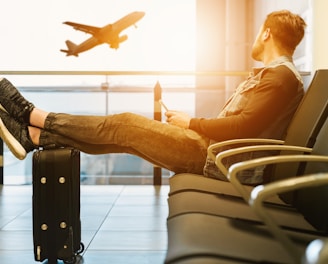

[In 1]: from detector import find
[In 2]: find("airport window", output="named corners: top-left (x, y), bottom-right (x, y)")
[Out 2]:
top-left (0, 0), bottom-right (196, 185)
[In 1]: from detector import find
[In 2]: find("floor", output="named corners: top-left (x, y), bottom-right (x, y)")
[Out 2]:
top-left (0, 184), bottom-right (169, 264)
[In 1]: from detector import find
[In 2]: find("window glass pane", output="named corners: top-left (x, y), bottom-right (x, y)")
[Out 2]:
top-left (1, 0), bottom-right (196, 185)
top-left (0, 0), bottom-right (195, 71)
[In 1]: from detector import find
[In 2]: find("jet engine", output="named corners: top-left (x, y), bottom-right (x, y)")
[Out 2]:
top-left (110, 35), bottom-right (128, 49)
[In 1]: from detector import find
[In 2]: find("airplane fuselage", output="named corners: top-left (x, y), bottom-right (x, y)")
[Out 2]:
top-left (71, 37), bottom-right (101, 55)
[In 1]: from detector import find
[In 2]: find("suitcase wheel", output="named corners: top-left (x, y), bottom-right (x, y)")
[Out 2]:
top-left (76, 242), bottom-right (85, 255)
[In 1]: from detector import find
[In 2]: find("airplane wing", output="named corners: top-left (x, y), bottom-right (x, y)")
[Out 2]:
top-left (63, 21), bottom-right (101, 35)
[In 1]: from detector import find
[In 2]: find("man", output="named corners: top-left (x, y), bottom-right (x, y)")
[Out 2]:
top-left (0, 10), bottom-right (306, 184)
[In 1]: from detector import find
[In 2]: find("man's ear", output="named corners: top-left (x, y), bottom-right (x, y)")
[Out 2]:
top-left (263, 28), bottom-right (271, 40)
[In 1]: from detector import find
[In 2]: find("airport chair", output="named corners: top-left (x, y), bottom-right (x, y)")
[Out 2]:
top-left (167, 116), bottom-right (328, 220)
top-left (165, 157), bottom-right (328, 263)
top-left (168, 69), bottom-right (328, 198)
top-left (165, 71), bottom-right (328, 263)
top-left (202, 133), bottom-right (328, 262)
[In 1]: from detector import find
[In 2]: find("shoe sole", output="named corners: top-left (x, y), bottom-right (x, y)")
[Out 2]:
top-left (0, 103), bottom-right (8, 113)
top-left (0, 117), bottom-right (26, 160)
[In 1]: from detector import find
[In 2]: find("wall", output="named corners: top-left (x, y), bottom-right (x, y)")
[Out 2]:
top-left (312, 0), bottom-right (328, 70)
top-left (195, 0), bottom-right (253, 118)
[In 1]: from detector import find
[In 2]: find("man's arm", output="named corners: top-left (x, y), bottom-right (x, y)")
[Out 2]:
top-left (189, 66), bottom-right (302, 142)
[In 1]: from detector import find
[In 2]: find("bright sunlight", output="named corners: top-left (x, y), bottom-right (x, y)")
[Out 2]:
top-left (0, 0), bottom-right (195, 71)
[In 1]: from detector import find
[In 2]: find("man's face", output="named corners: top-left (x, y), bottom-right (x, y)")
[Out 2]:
top-left (251, 25), bottom-right (265, 61)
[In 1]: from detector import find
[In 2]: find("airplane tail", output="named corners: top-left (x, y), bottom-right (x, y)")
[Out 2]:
top-left (60, 40), bottom-right (79, 57)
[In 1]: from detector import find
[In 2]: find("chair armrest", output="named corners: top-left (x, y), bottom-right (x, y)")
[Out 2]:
top-left (228, 155), bottom-right (328, 202)
top-left (251, 172), bottom-right (328, 204)
top-left (249, 172), bottom-right (328, 263)
top-left (207, 138), bottom-right (284, 161)
top-left (228, 155), bottom-right (328, 263)
top-left (215, 145), bottom-right (312, 177)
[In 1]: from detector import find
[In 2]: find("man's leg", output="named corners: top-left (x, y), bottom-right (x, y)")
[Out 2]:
top-left (40, 112), bottom-right (210, 174)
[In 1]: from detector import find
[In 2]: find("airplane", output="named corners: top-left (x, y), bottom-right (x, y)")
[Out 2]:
top-left (60, 11), bottom-right (145, 57)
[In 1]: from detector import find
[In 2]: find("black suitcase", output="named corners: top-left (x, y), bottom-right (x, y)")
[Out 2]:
top-left (32, 148), bottom-right (84, 263)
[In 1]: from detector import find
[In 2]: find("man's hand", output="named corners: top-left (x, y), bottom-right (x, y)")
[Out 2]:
top-left (165, 110), bottom-right (191, 129)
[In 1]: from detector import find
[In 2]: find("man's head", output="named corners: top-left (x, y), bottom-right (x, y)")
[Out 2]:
top-left (251, 10), bottom-right (307, 62)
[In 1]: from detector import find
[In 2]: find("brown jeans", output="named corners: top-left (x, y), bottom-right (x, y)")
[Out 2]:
top-left (39, 112), bottom-right (209, 174)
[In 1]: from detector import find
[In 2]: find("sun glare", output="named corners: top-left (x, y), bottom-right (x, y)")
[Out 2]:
top-left (0, 0), bottom-right (195, 71)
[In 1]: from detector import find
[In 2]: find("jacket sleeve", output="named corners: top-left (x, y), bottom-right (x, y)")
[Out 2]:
top-left (189, 66), bottom-right (302, 142)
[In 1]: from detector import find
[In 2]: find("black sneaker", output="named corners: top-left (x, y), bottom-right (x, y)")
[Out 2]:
top-left (0, 78), bottom-right (34, 124)
top-left (0, 109), bottom-right (36, 160)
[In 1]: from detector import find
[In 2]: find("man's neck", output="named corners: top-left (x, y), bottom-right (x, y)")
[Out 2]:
top-left (262, 51), bottom-right (286, 65)
top-left (262, 45), bottom-right (292, 65)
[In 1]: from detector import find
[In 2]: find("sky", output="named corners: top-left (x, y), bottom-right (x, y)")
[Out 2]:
top-left (0, 0), bottom-right (195, 71)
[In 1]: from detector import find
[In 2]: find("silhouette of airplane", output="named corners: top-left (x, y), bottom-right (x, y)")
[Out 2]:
top-left (60, 11), bottom-right (145, 57)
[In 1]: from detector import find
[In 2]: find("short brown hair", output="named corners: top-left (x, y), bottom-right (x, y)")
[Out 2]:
top-left (264, 10), bottom-right (307, 54)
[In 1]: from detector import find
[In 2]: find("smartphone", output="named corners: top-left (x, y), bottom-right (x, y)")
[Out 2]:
top-left (159, 99), bottom-right (169, 112)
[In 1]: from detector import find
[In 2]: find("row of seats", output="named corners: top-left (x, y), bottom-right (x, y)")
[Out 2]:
top-left (164, 69), bottom-right (328, 264)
